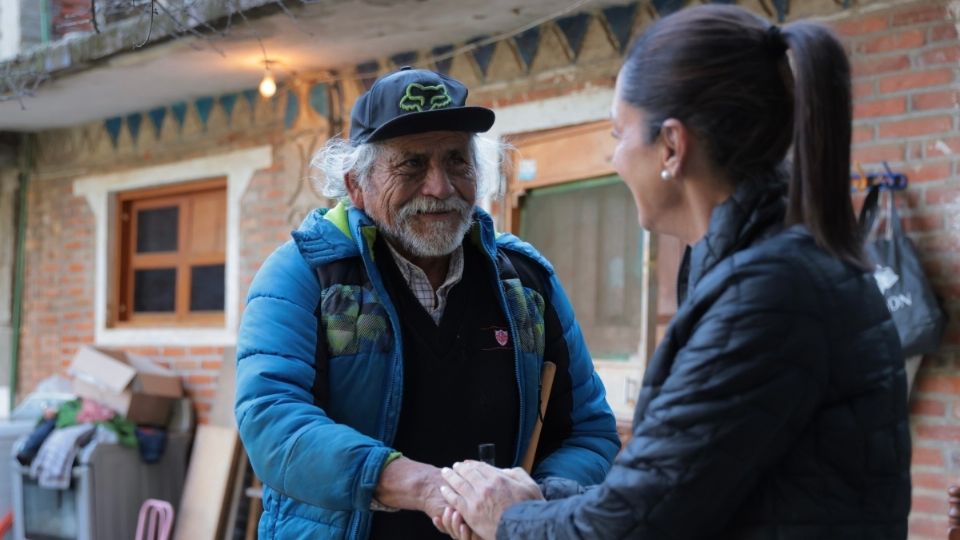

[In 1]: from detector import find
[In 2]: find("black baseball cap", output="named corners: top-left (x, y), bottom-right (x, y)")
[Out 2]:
top-left (349, 67), bottom-right (495, 144)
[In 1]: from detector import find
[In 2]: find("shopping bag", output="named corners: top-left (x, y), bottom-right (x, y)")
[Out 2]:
top-left (859, 184), bottom-right (947, 358)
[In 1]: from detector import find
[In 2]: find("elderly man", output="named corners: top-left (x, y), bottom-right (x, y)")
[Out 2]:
top-left (235, 67), bottom-right (619, 540)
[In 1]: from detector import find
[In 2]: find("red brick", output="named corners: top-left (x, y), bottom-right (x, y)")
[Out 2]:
top-left (892, 5), bottom-right (946, 27)
top-left (926, 185), bottom-right (960, 205)
top-left (909, 517), bottom-right (945, 539)
top-left (920, 45), bottom-right (960, 66)
top-left (917, 375), bottom-right (960, 394)
top-left (161, 347), bottom-right (186, 357)
top-left (878, 116), bottom-right (953, 138)
top-left (68, 322), bottom-right (93, 333)
top-left (912, 89), bottom-right (960, 111)
top-left (915, 424), bottom-right (960, 442)
top-left (834, 14), bottom-right (888, 36)
top-left (931, 23), bottom-right (958, 43)
top-left (853, 125), bottom-right (874, 143)
top-left (853, 97), bottom-right (907, 118)
top-left (172, 360), bottom-right (201, 371)
top-left (859, 29), bottom-right (925, 54)
top-left (912, 493), bottom-right (947, 515)
top-left (907, 161), bottom-right (953, 183)
top-left (188, 346), bottom-right (221, 355)
top-left (852, 55), bottom-right (910, 77)
top-left (922, 136), bottom-right (960, 158)
top-left (913, 471), bottom-right (952, 493)
top-left (194, 401), bottom-right (212, 412)
top-left (878, 69), bottom-right (954, 94)
top-left (852, 80), bottom-right (874, 100)
top-left (911, 398), bottom-right (948, 417)
top-left (851, 142), bottom-right (905, 163)
top-left (913, 446), bottom-right (946, 467)
top-left (187, 374), bottom-right (215, 385)
top-left (192, 387), bottom-right (217, 399)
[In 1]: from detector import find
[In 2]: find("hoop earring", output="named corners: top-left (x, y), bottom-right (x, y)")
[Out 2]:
top-left (660, 169), bottom-right (673, 181)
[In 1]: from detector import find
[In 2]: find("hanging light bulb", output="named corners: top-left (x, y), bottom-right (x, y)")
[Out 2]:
top-left (259, 69), bottom-right (277, 98)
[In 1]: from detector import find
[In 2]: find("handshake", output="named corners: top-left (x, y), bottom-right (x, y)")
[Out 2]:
top-left (374, 456), bottom-right (545, 540)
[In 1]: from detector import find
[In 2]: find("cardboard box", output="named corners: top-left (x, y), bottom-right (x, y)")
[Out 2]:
top-left (69, 346), bottom-right (183, 426)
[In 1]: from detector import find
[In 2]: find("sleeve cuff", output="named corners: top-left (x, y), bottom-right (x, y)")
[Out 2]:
top-left (370, 451), bottom-right (404, 512)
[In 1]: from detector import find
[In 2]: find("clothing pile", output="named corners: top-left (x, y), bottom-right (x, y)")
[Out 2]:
top-left (15, 397), bottom-right (167, 489)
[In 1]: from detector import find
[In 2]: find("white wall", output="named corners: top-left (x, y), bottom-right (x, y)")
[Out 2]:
top-left (0, 0), bottom-right (22, 62)
top-left (74, 146), bottom-right (272, 347)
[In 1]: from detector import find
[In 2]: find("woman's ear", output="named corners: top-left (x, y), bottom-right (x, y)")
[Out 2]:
top-left (345, 172), bottom-right (365, 209)
top-left (658, 118), bottom-right (689, 179)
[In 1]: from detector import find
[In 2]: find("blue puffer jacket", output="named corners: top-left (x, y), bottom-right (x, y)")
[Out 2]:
top-left (235, 203), bottom-right (619, 540)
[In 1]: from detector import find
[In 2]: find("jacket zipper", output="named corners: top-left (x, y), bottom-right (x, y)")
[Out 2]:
top-left (348, 224), bottom-right (405, 540)
top-left (485, 242), bottom-right (527, 465)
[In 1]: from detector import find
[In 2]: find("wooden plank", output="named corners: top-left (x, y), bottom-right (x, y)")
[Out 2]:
top-left (173, 424), bottom-right (241, 540)
top-left (222, 451), bottom-right (249, 540)
top-left (189, 190), bottom-right (227, 256)
top-left (508, 120), bottom-right (615, 188)
top-left (175, 348), bottom-right (241, 540)
top-left (116, 176), bottom-right (226, 203)
top-left (244, 477), bottom-right (263, 540)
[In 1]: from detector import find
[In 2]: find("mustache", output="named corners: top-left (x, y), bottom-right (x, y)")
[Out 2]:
top-left (398, 196), bottom-right (472, 219)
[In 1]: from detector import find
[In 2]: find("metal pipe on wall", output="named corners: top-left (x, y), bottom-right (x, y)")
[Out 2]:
top-left (8, 134), bottom-right (33, 411)
top-left (8, 169), bottom-right (26, 412)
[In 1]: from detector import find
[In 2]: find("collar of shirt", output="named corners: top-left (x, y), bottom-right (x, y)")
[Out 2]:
top-left (384, 241), bottom-right (464, 324)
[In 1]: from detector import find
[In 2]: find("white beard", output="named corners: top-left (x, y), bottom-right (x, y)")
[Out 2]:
top-left (378, 196), bottom-right (474, 257)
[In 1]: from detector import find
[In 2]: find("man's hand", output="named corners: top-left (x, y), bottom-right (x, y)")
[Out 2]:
top-left (439, 461), bottom-right (544, 540)
top-left (374, 457), bottom-right (445, 517)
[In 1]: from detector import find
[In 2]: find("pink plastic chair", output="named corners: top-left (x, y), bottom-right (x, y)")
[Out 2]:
top-left (134, 499), bottom-right (174, 540)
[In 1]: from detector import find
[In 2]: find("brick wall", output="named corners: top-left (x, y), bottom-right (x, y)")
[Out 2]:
top-left (17, 153), bottom-right (302, 424)
top-left (51, 0), bottom-right (93, 37)
top-left (837, 2), bottom-right (959, 538)
top-left (10, 0), bottom-right (960, 533)
top-left (18, 177), bottom-right (94, 393)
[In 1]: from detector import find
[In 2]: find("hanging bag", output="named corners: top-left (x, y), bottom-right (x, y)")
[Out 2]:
top-left (859, 182), bottom-right (947, 358)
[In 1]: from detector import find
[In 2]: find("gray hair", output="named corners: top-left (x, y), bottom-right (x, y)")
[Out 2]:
top-left (311, 134), bottom-right (508, 201)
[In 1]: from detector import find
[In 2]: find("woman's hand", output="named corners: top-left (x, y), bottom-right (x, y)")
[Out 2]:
top-left (439, 461), bottom-right (544, 540)
top-left (433, 506), bottom-right (476, 540)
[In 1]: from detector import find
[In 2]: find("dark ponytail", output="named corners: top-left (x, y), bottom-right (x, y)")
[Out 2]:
top-left (620, 5), bottom-right (867, 267)
top-left (782, 23), bottom-right (867, 267)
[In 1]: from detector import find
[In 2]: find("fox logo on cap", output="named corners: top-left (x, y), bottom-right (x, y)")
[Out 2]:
top-left (399, 83), bottom-right (453, 112)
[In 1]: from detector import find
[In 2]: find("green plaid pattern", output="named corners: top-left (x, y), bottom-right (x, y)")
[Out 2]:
top-left (502, 278), bottom-right (546, 357)
top-left (321, 284), bottom-right (393, 356)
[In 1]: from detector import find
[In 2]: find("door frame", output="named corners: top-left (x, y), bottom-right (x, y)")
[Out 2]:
top-left (485, 89), bottom-right (657, 418)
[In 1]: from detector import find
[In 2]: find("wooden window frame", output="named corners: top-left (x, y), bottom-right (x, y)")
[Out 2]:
top-left (496, 120), bottom-right (616, 233)
top-left (498, 119), bottom-right (665, 357)
top-left (112, 177), bottom-right (227, 328)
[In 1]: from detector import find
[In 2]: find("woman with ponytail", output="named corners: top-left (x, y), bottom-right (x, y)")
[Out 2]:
top-left (438, 5), bottom-right (911, 539)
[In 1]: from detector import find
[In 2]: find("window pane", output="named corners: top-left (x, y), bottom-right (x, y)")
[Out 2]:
top-left (136, 207), bottom-right (179, 253)
top-left (520, 176), bottom-right (643, 359)
top-left (190, 264), bottom-right (225, 311)
top-left (133, 268), bottom-right (176, 312)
